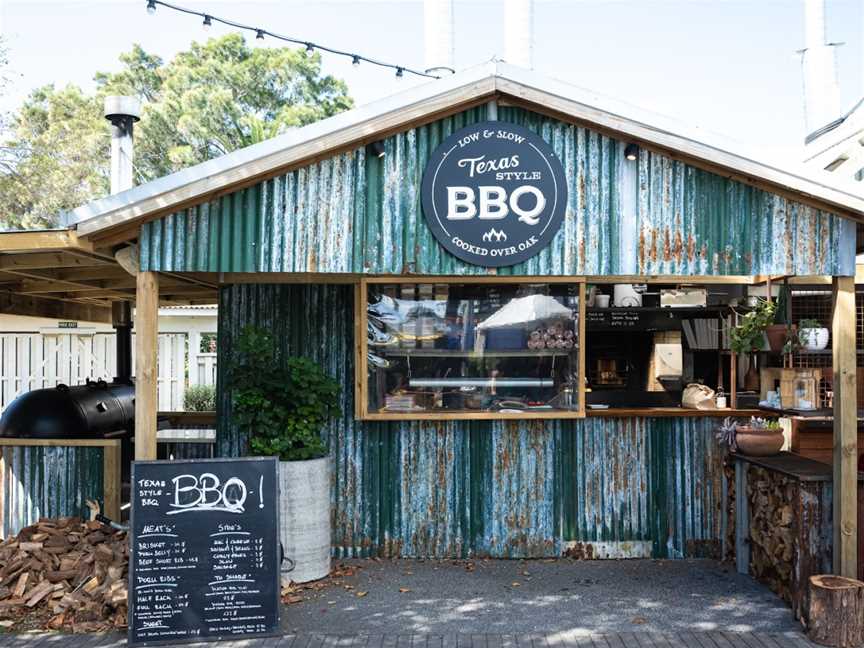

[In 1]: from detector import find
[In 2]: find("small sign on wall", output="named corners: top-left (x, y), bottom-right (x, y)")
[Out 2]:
top-left (57, 321), bottom-right (78, 328)
top-left (421, 121), bottom-right (568, 267)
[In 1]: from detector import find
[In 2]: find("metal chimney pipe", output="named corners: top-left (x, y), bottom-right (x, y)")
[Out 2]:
top-left (800, 0), bottom-right (841, 134)
top-left (424, 0), bottom-right (455, 75)
top-left (103, 96), bottom-right (141, 194)
top-left (504, 0), bottom-right (534, 69)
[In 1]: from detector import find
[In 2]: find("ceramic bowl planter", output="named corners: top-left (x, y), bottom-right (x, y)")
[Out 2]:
top-left (800, 327), bottom-right (830, 352)
top-left (279, 457), bottom-right (331, 584)
top-left (735, 425), bottom-right (784, 456)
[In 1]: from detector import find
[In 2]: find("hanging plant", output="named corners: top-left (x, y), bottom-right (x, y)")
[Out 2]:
top-left (729, 298), bottom-right (777, 354)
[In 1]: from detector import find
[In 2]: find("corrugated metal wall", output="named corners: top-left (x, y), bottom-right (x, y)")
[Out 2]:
top-left (0, 446), bottom-right (105, 538)
top-left (636, 151), bottom-right (854, 275)
top-left (140, 105), bottom-right (855, 276)
top-left (218, 284), bottom-right (725, 559)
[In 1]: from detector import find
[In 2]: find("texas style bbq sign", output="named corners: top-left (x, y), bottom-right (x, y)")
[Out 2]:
top-left (420, 121), bottom-right (568, 267)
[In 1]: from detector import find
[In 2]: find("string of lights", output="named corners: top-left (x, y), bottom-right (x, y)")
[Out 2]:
top-left (144, 0), bottom-right (439, 80)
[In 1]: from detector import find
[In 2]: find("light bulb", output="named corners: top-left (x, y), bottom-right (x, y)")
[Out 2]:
top-left (305, 43), bottom-right (315, 58)
top-left (352, 55), bottom-right (360, 68)
top-left (202, 15), bottom-right (212, 30)
top-left (146, 0), bottom-right (156, 15)
top-left (395, 67), bottom-right (404, 80)
top-left (256, 29), bottom-right (265, 40)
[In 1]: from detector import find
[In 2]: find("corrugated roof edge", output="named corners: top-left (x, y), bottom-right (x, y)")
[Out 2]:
top-left (72, 61), bottom-right (864, 238)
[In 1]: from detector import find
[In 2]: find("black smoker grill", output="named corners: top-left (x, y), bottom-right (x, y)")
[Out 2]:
top-left (0, 379), bottom-right (135, 439)
top-left (0, 302), bottom-right (136, 440)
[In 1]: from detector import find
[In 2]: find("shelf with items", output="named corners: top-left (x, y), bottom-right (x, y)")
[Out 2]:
top-left (376, 349), bottom-right (577, 358)
top-left (360, 278), bottom-right (586, 419)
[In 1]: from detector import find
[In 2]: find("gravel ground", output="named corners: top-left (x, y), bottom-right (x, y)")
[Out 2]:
top-left (281, 558), bottom-right (801, 635)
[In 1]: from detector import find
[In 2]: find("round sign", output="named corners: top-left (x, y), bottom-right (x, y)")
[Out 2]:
top-left (421, 121), bottom-right (568, 267)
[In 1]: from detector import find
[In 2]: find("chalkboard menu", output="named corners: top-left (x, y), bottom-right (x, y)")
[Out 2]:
top-left (586, 308), bottom-right (680, 332)
top-left (129, 457), bottom-right (280, 646)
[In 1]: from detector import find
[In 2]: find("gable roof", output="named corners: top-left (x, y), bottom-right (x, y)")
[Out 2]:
top-left (71, 61), bottom-right (864, 241)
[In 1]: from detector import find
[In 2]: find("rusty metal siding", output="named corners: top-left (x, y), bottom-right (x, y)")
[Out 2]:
top-left (140, 105), bottom-right (854, 276)
top-left (0, 446), bottom-right (105, 538)
top-left (636, 150), bottom-right (855, 275)
top-left (217, 283), bottom-right (725, 559)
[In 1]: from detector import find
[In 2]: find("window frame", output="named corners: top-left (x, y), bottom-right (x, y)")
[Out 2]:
top-left (356, 276), bottom-right (586, 421)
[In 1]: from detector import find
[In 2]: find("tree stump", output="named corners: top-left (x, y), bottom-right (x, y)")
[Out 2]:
top-left (806, 575), bottom-right (864, 647)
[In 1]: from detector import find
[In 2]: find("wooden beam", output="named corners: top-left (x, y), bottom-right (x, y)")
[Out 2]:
top-left (135, 271), bottom-right (159, 460)
top-left (0, 230), bottom-right (93, 253)
top-left (0, 252), bottom-right (109, 271)
top-left (832, 275), bottom-right (858, 578)
top-left (0, 291), bottom-right (111, 322)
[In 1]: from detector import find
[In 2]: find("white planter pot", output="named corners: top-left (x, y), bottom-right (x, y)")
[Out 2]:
top-left (278, 457), bottom-right (331, 584)
top-left (801, 327), bottom-right (830, 351)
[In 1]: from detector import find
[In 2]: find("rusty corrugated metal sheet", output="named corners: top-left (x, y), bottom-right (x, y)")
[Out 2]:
top-left (140, 105), bottom-right (855, 276)
top-left (217, 284), bottom-right (725, 559)
top-left (0, 446), bottom-right (105, 538)
top-left (636, 150), bottom-right (856, 275)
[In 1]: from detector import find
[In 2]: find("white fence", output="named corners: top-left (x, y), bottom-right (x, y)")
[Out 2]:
top-left (0, 331), bottom-right (207, 413)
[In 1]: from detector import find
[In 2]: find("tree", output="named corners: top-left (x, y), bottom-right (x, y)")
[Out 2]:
top-left (0, 34), bottom-right (352, 230)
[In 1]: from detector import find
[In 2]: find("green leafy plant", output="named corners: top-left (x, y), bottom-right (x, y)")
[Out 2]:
top-left (228, 326), bottom-right (340, 461)
top-left (729, 298), bottom-right (777, 353)
top-left (184, 384), bottom-right (216, 411)
top-left (747, 416), bottom-right (781, 431)
top-left (798, 318), bottom-right (822, 332)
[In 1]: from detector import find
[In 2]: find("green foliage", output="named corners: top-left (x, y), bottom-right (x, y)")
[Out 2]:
top-left (184, 384), bottom-right (216, 412)
top-left (729, 299), bottom-right (777, 354)
top-left (227, 326), bottom-right (340, 461)
top-left (0, 34), bottom-right (352, 230)
top-left (798, 318), bottom-right (822, 331)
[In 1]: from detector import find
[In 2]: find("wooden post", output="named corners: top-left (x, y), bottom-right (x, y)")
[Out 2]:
top-left (735, 458), bottom-right (750, 575)
top-left (832, 276), bottom-right (858, 578)
top-left (102, 440), bottom-right (121, 521)
top-left (135, 272), bottom-right (159, 460)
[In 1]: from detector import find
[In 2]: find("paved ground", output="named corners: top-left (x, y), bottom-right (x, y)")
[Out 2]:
top-left (0, 559), bottom-right (820, 647)
top-left (0, 632), bottom-right (821, 647)
top-left (283, 559), bottom-right (800, 635)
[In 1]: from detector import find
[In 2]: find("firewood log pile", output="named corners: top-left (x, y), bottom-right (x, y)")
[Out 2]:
top-left (0, 516), bottom-right (128, 633)
top-left (747, 466), bottom-right (795, 604)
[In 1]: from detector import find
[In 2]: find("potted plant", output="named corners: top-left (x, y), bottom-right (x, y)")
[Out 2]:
top-left (733, 416), bottom-right (784, 456)
top-left (730, 298), bottom-right (776, 391)
top-left (798, 318), bottom-right (829, 352)
top-left (228, 325), bottom-right (341, 584)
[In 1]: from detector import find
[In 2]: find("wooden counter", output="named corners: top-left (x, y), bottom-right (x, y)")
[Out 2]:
top-left (586, 407), bottom-right (761, 418)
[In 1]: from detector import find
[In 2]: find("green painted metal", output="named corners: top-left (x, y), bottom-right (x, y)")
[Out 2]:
top-left (140, 105), bottom-right (855, 276)
top-left (218, 284), bottom-right (725, 559)
top-left (0, 446), bottom-right (105, 538)
top-left (636, 150), bottom-right (855, 275)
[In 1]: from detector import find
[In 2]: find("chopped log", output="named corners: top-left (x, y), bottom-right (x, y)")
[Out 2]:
top-left (806, 575), bottom-right (864, 647)
top-left (11, 572), bottom-right (29, 599)
top-left (0, 516), bottom-right (128, 632)
top-left (19, 542), bottom-right (43, 552)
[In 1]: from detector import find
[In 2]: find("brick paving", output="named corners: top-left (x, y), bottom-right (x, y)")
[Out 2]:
top-left (0, 632), bottom-right (821, 647)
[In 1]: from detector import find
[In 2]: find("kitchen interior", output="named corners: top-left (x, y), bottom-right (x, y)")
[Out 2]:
top-left (365, 278), bottom-right (860, 425)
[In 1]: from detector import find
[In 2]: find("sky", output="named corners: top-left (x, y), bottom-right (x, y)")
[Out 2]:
top-left (1, 0), bottom-right (863, 162)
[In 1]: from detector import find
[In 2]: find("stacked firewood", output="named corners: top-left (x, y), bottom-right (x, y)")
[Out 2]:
top-left (0, 516), bottom-right (128, 632)
top-left (527, 323), bottom-right (575, 350)
top-left (747, 466), bottom-right (795, 603)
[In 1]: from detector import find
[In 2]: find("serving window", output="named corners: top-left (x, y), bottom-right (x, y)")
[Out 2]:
top-left (357, 278), bottom-right (585, 420)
